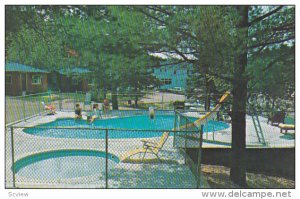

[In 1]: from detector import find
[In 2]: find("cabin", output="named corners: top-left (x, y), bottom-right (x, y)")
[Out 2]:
top-left (5, 62), bottom-right (49, 96)
top-left (48, 67), bottom-right (91, 92)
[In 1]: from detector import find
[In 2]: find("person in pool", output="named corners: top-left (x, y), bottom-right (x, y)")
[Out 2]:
top-left (75, 103), bottom-right (82, 119)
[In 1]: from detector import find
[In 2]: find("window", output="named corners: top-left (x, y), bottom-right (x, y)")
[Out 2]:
top-left (32, 75), bottom-right (42, 84)
top-left (161, 78), bottom-right (172, 85)
top-left (5, 74), bottom-right (12, 84)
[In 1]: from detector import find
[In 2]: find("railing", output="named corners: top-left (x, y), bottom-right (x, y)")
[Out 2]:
top-left (5, 91), bottom-right (61, 124)
top-left (6, 125), bottom-right (203, 188)
top-left (174, 109), bottom-right (295, 148)
top-left (5, 91), bottom-right (185, 125)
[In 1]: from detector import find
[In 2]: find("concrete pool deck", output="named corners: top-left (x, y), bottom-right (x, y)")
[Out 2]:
top-left (5, 111), bottom-right (294, 188)
top-left (6, 111), bottom-right (208, 188)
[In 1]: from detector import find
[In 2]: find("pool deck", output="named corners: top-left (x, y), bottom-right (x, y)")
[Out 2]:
top-left (5, 111), bottom-right (294, 188)
top-left (6, 111), bottom-right (208, 188)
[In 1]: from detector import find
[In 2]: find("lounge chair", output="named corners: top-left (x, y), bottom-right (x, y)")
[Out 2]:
top-left (121, 91), bottom-right (231, 162)
top-left (278, 123), bottom-right (295, 134)
top-left (120, 132), bottom-right (169, 162)
top-left (41, 101), bottom-right (56, 115)
top-left (267, 111), bottom-right (286, 126)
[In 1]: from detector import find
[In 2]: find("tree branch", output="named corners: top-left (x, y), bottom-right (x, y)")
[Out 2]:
top-left (248, 35), bottom-right (295, 49)
top-left (136, 7), bottom-right (166, 25)
top-left (248, 6), bottom-right (284, 26)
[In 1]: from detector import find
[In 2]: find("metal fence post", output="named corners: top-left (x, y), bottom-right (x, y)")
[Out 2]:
top-left (10, 126), bottom-right (16, 188)
top-left (173, 111), bottom-right (177, 147)
top-left (212, 117), bottom-right (215, 141)
top-left (105, 129), bottom-right (108, 189)
top-left (48, 91), bottom-right (52, 104)
top-left (59, 90), bottom-right (62, 111)
top-left (205, 118), bottom-right (208, 140)
top-left (73, 91), bottom-right (77, 109)
top-left (22, 94), bottom-right (26, 121)
top-left (38, 95), bottom-right (41, 116)
top-left (184, 117), bottom-right (188, 164)
top-left (196, 125), bottom-right (204, 188)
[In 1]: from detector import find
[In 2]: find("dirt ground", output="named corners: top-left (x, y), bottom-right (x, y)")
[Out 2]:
top-left (201, 164), bottom-right (295, 188)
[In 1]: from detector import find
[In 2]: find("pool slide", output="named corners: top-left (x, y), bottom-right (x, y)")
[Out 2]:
top-left (120, 91), bottom-right (231, 162)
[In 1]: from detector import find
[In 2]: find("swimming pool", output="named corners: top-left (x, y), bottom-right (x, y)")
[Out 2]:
top-left (23, 115), bottom-right (229, 139)
top-left (14, 150), bottom-right (119, 180)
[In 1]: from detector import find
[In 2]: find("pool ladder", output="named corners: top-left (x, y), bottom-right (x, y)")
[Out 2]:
top-left (251, 110), bottom-right (266, 146)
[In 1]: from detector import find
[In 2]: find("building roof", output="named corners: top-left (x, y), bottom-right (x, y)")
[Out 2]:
top-left (5, 62), bottom-right (49, 73)
top-left (57, 67), bottom-right (91, 75)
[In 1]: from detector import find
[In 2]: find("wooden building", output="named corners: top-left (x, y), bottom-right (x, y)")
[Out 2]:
top-left (48, 67), bottom-right (91, 92)
top-left (5, 62), bottom-right (49, 96)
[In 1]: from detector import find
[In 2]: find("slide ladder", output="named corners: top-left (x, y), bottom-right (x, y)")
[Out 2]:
top-left (251, 110), bottom-right (266, 146)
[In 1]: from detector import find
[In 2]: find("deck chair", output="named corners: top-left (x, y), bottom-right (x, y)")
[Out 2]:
top-left (41, 101), bottom-right (56, 115)
top-left (120, 132), bottom-right (169, 162)
top-left (268, 111), bottom-right (286, 126)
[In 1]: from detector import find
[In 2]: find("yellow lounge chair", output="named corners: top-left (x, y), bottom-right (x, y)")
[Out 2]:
top-left (120, 132), bottom-right (169, 162)
top-left (121, 91), bottom-right (231, 162)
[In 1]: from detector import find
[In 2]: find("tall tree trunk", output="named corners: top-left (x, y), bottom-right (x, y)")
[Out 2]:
top-left (205, 78), bottom-right (211, 111)
top-left (230, 6), bottom-right (249, 187)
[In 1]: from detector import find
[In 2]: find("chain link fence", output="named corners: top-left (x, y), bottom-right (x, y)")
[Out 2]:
top-left (6, 125), bottom-right (203, 188)
top-left (5, 91), bottom-right (185, 125)
top-left (5, 91), bottom-right (295, 188)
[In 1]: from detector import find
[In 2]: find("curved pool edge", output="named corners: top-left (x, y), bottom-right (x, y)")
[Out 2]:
top-left (13, 149), bottom-right (120, 172)
top-left (20, 114), bottom-right (230, 140)
top-left (12, 149), bottom-right (120, 187)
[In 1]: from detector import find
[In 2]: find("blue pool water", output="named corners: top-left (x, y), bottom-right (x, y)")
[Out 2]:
top-left (24, 115), bottom-right (229, 139)
top-left (14, 150), bottom-right (119, 180)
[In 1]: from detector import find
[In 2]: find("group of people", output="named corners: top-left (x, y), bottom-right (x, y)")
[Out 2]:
top-left (42, 98), bottom-right (110, 123)
top-left (75, 98), bottom-right (110, 123)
